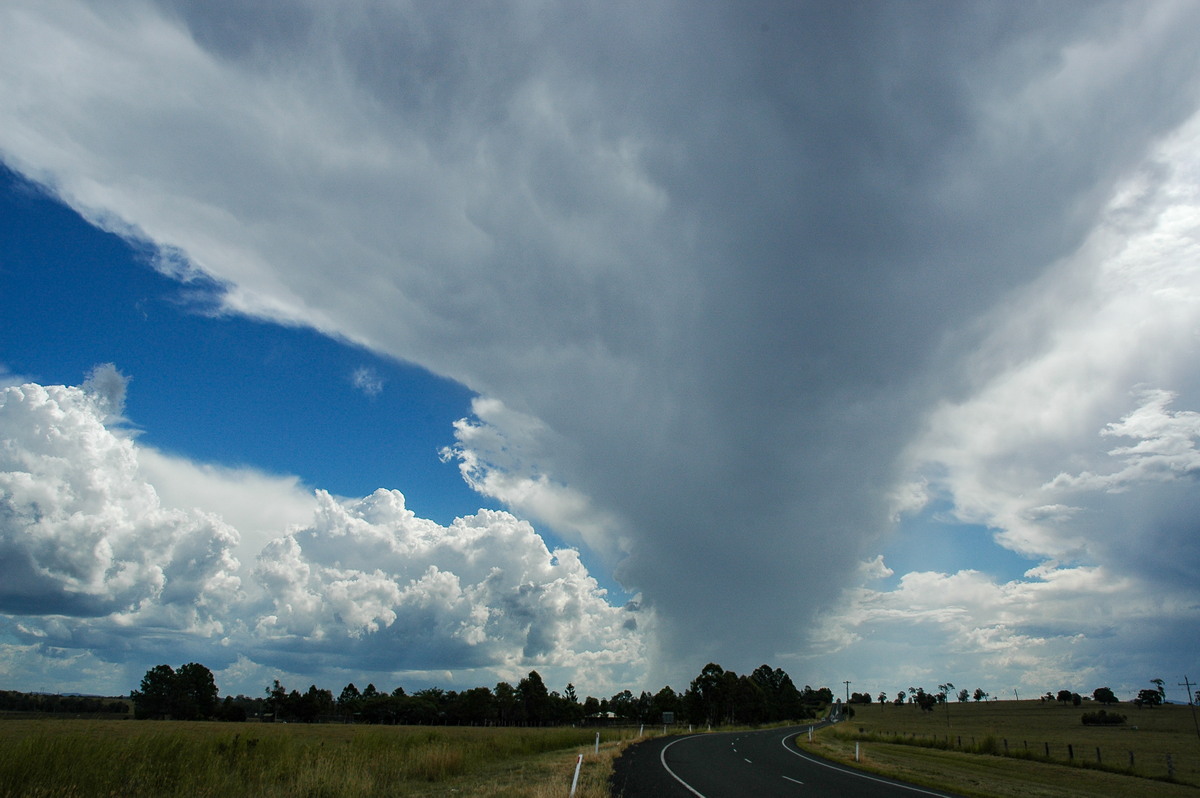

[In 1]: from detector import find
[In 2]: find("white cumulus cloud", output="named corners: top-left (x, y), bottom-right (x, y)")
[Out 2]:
top-left (0, 373), bottom-right (643, 696)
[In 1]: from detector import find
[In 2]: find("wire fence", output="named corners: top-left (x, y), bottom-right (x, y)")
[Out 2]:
top-left (844, 729), bottom-right (1194, 785)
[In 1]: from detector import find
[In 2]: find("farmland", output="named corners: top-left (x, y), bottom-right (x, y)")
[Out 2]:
top-left (0, 719), bottom-right (634, 797)
top-left (800, 700), bottom-right (1200, 798)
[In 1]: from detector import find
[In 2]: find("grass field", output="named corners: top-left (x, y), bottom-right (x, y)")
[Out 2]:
top-left (0, 719), bottom-right (638, 797)
top-left (797, 700), bottom-right (1200, 798)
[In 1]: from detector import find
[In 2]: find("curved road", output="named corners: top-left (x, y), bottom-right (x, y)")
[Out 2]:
top-left (610, 723), bottom-right (964, 798)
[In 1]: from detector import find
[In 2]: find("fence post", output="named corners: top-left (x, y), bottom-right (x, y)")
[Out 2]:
top-left (1044, 742), bottom-right (1050, 758)
top-left (1068, 744), bottom-right (1074, 761)
top-left (1129, 751), bottom-right (1135, 770)
top-left (1167, 753), bottom-right (1175, 781)
top-left (1096, 746), bottom-right (1101, 764)
top-left (1003, 739), bottom-right (1008, 754)
top-left (594, 732), bottom-right (600, 755)
top-left (569, 754), bottom-right (583, 797)
top-left (855, 742), bottom-right (860, 762)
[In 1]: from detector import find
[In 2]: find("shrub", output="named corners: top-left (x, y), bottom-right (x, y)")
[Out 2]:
top-left (1081, 709), bottom-right (1126, 726)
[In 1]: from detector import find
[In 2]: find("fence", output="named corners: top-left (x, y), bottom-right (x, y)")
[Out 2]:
top-left (842, 729), bottom-right (1190, 784)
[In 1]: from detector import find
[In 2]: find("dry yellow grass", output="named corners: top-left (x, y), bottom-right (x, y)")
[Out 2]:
top-left (0, 718), bottom-right (641, 797)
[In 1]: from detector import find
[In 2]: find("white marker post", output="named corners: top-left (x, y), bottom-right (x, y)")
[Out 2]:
top-left (569, 753), bottom-right (583, 797)
top-left (594, 731), bottom-right (600, 754)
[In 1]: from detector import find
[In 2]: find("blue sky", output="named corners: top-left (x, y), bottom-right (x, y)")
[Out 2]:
top-left (2, 1), bottom-right (1200, 705)
top-left (1, 164), bottom-right (483, 526)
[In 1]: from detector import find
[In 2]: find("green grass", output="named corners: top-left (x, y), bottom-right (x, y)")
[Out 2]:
top-left (797, 701), bottom-right (1200, 798)
top-left (0, 719), bottom-right (638, 797)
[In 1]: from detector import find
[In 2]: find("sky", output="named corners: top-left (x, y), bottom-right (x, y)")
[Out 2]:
top-left (2, 0), bottom-right (1200, 705)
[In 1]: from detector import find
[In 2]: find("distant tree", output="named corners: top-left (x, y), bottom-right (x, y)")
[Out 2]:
top-left (609, 689), bottom-right (635, 722)
top-left (957, 689), bottom-right (969, 702)
top-left (174, 663), bottom-right (219, 720)
top-left (495, 681), bottom-right (518, 725)
top-left (974, 688), bottom-right (989, 702)
top-left (457, 686), bottom-right (494, 725)
top-left (132, 662), bottom-right (218, 720)
top-left (338, 683), bottom-right (362, 720)
top-left (132, 664), bottom-right (177, 719)
top-left (878, 692), bottom-right (887, 705)
top-left (894, 691), bottom-right (906, 705)
top-left (1135, 689), bottom-right (1162, 708)
top-left (653, 686), bottom-right (681, 722)
top-left (686, 663), bottom-right (729, 726)
top-left (1056, 690), bottom-right (1074, 705)
top-left (1092, 687), bottom-right (1117, 705)
top-left (519, 671), bottom-right (552, 725)
top-left (216, 695), bottom-right (247, 722)
top-left (296, 685), bottom-right (334, 722)
top-left (1151, 678), bottom-right (1165, 702)
top-left (265, 679), bottom-right (288, 720)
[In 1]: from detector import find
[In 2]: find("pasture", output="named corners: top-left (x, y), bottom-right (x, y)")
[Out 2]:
top-left (0, 719), bottom-right (633, 797)
top-left (802, 700), bottom-right (1200, 798)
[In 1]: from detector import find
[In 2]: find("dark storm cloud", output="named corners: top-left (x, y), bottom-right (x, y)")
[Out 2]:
top-left (2, 0), bottom-right (1200, 689)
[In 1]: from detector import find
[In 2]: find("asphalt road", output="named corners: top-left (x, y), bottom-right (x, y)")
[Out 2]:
top-left (610, 723), bottom-right (965, 798)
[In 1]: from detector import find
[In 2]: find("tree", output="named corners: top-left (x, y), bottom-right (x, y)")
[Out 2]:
top-left (913, 689), bottom-right (937, 712)
top-left (132, 664), bottom-right (177, 719)
top-left (1151, 678), bottom-right (1165, 702)
top-left (266, 679), bottom-right (288, 720)
top-left (957, 689), bottom-right (969, 702)
top-left (1135, 689), bottom-right (1162, 708)
top-left (518, 671), bottom-right (551, 725)
top-left (132, 662), bottom-right (218, 720)
top-left (495, 681), bottom-right (518, 725)
top-left (1056, 690), bottom-right (1073, 705)
top-left (175, 662), bottom-right (219, 720)
top-left (878, 692), bottom-right (887, 705)
top-left (1093, 687), bottom-right (1117, 705)
top-left (685, 663), bottom-right (729, 726)
top-left (974, 688), bottom-right (989, 702)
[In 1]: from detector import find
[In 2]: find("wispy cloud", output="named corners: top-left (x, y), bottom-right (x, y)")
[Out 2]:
top-left (351, 366), bottom-right (383, 398)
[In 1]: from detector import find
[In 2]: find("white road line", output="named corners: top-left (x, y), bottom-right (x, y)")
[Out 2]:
top-left (782, 775), bottom-right (804, 785)
top-left (659, 735), bottom-right (709, 798)
top-left (779, 732), bottom-right (957, 797)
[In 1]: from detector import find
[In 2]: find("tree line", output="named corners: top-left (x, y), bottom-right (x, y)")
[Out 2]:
top-left (130, 661), bottom-right (831, 726)
top-left (0, 690), bottom-right (128, 716)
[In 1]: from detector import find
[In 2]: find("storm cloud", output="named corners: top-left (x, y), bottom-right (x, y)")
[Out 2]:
top-left (2, 0), bottom-right (1200, 695)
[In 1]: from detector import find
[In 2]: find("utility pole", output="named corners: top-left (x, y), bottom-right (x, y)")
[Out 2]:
top-left (844, 681), bottom-right (851, 706)
top-left (1180, 677), bottom-right (1200, 742)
